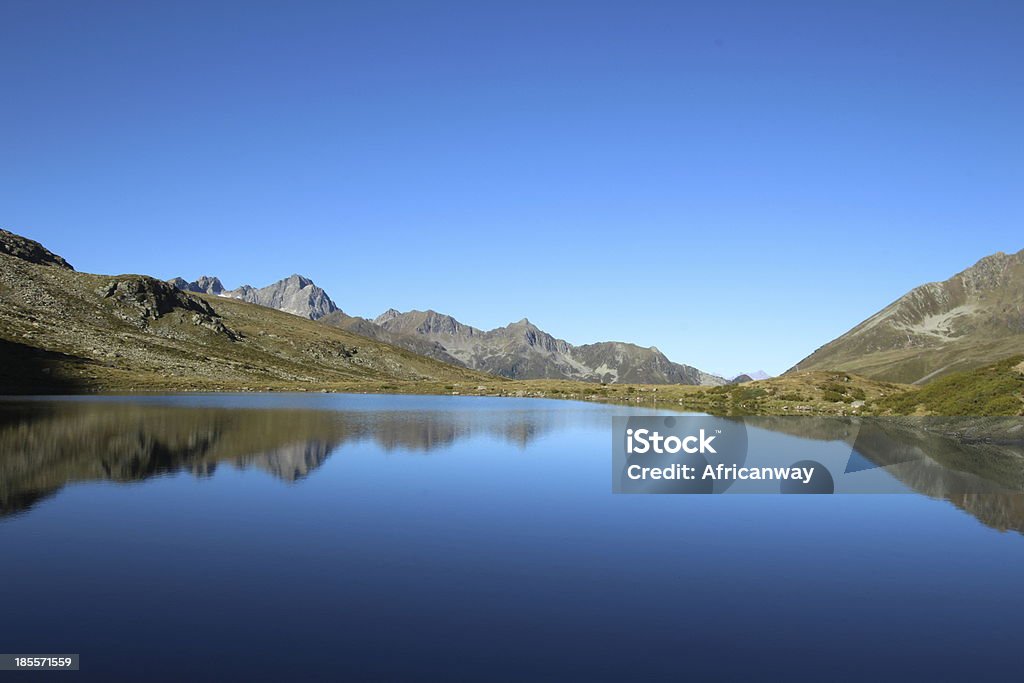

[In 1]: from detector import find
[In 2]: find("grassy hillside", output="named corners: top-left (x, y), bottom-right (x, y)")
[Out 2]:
top-left (875, 355), bottom-right (1024, 416)
top-left (789, 339), bottom-right (1024, 386)
top-left (0, 249), bottom-right (493, 394)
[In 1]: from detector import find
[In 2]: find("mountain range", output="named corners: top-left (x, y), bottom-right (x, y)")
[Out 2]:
top-left (336, 309), bottom-right (725, 385)
top-left (172, 275), bottom-right (726, 385)
top-left (174, 246), bottom-right (1024, 387)
top-left (790, 249), bottom-right (1024, 384)
top-left (171, 274), bottom-right (338, 320)
top-left (1, 228), bottom-right (486, 394)
top-left (3, 227), bottom-right (1023, 404)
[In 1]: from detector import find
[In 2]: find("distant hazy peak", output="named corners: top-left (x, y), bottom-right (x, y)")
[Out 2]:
top-left (373, 308), bottom-right (402, 325)
top-left (730, 370), bottom-right (771, 381)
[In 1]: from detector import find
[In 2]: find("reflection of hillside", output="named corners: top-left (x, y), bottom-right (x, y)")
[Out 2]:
top-left (0, 403), bottom-right (347, 516)
top-left (361, 410), bottom-right (562, 452)
top-left (744, 416), bottom-right (1024, 533)
top-left (0, 401), bottom-right (577, 517)
top-left (946, 493), bottom-right (1024, 534)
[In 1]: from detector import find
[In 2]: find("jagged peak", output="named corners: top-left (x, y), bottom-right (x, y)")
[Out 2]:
top-left (194, 275), bottom-right (224, 293)
top-left (196, 274), bottom-right (223, 284)
top-left (169, 275), bottom-right (225, 295)
top-left (374, 308), bottom-right (403, 325)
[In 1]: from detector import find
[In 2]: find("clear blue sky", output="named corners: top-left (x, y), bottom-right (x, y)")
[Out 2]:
top-left (2, 1), bottom-right (1021, 377)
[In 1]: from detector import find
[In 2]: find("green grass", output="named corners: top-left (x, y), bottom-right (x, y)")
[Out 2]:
top-left (877, 355), bottom-right (1024, 416)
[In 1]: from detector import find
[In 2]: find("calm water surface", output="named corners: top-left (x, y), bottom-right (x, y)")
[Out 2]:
top-left (1, 394), bottom-right (1022, 681)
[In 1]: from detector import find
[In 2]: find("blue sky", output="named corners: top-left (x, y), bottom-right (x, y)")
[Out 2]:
top-left (2, 1), bottom-right (1021, 377)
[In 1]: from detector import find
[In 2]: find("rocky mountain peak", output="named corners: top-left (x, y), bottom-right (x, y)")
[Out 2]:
top-left (957, 249), bottom-right (1023, 293)
top-left (285, 274), bottom-right (313, 288)
top-left (374, 308), bottom-right (402, 325)
top-left (360, 306), bottom-right (722, 385)
top-left (225, 274), bottom-right (338, 320)
top-left (419, 310), bottom-right (465, 335)
top-left (170, 275), bottom-right (226, 295)
top-left (194, 275), bottom-right (225, 295)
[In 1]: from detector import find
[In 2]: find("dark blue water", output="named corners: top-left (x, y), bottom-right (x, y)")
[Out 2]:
top-left (1, 395), bottom-right (1021, 681)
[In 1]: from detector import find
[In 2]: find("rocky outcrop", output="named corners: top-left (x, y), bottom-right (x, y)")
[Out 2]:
top-left (96, 277), bottom-right (238, 339)
top-left (99, 277), bottom-right (217, 319)
top-left (0, 228), bottom-right (74, 270)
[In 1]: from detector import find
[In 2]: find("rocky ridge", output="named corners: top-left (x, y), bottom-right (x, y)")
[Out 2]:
top-left (171, 274), bottom-right (339, 320)
top-left (790, 249), bottom-right (1024, 383)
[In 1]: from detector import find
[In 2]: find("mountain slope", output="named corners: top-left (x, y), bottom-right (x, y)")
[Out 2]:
top-left (319, 310), bottom-right (465, 366)
top-left (171, 274), bottom-right (339, 320)
top-left (790, 249), bottom-right (1024, 383)
top-left (371, 309), bottom-right (724, 385)
top-left (875, 355), bottom-right (1024, 415)
top-left (1, 230), bottom-right (492, 393)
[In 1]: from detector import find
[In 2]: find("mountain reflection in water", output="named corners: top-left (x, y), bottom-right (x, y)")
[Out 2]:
top-left (744, 416), bottom-right (1024, 533)
top-left (0, 399), bottom-right (1022, 534)
top-left (0, 399), bottom-right (584, 518)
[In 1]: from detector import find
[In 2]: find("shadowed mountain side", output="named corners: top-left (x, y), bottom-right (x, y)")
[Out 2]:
top-left (0, 339), bottom-right (90, 394)
top-left (0, 401), bottom-right (587, 516)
